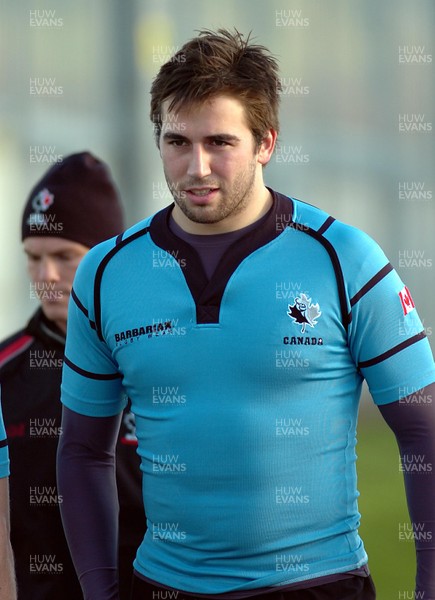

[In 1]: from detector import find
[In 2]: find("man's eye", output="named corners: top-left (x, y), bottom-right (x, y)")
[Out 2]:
top-left (211, 140), bottom-right (229, 147)
top-left (169, 140), bottom-right (187, 147)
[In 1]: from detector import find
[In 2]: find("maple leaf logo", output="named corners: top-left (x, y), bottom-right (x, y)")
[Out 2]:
top-left (287, 293), bottom-right (321, 333)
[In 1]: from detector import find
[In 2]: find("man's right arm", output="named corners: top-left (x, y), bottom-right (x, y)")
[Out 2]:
top-left (57, 406), bottom-right (123, 600)
top-left (58, 240), bottom-right (130, 598)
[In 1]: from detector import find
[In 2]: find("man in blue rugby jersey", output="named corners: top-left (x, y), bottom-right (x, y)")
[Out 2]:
top-left (57, 30), bottom-right (435, 600)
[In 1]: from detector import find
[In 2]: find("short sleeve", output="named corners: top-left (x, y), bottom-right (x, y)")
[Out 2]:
top-left (61, 242), bottom-right (126, 417)
top-left (345, 231), bottom-right (435, 405)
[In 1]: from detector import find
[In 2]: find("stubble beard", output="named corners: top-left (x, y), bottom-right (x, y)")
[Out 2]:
top-left (165, 159), bottom-right (258, 225)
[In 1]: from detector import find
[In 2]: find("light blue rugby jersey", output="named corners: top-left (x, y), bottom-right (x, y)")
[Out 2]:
top-left (61, 191), bottom-right (435, 593)
top-left (0, 394), bottom-right (10, 478)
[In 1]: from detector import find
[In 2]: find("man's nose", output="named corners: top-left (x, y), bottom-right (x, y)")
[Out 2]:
top-left (186, 145), bottom-right (212, 179)
top-left (38, 257), bottom-right (60, 282)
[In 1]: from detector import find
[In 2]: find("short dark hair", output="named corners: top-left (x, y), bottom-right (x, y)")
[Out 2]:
top-left (150, 29), bottom-right (281, 146)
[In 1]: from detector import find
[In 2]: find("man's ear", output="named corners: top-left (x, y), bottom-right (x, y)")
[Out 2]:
top-left (257, 129), bottom-right (278, 166)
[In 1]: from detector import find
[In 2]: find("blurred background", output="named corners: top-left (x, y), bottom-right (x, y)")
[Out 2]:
top-left (0, 0), bottom-right (433, 596)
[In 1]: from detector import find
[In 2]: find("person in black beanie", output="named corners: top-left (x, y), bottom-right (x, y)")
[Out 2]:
top-left (0, 152), bottom-right (145, 599)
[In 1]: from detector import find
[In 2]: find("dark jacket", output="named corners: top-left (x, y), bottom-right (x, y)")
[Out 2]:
top-left (0, 309), bottom-right (145, 600)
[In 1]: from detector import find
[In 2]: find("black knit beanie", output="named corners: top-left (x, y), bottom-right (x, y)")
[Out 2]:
top-left (22, 152), bottom-right (124, 248)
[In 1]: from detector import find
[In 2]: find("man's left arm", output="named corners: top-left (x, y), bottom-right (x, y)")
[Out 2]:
top-left (378, 382), bottom-right (435, 599)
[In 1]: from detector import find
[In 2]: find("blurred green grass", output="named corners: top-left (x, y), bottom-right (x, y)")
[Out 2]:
top-left (357, 403), bottom-right (416, 599)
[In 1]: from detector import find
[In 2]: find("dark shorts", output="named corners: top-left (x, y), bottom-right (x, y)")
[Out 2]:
top-left (130, 575), bottom-right (376, 600)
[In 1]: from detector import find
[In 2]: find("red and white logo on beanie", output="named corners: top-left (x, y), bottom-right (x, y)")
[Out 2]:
top-left (27, 188), bottom-right (54, 225)
top-left (31, 188), bottom-right (54, 212)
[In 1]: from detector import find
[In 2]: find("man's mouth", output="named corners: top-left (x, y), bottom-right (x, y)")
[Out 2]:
top-left (187, 188), bottom-right (217, 196)
top-left (184, 187), bottom-right (219, 203)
